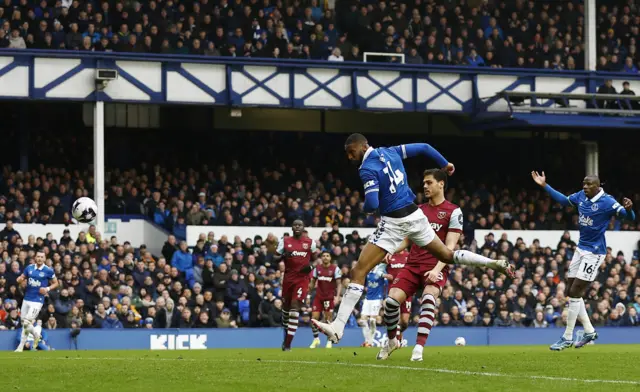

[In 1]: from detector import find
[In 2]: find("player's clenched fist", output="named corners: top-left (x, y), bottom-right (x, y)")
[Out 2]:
top-left (623, 197), bottom-right (634, 211)
top-left (442, 163), bottom-right (455, 176)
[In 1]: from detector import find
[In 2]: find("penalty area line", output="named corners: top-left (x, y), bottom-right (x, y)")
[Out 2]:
top-left (10, 356), bottom-right (640, 385)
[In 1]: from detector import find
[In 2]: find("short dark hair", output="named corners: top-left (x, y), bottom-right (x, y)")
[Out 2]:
top-left (423, 169), bottom-right (447, 187)
top-left (344, 133), bottom-right (367, 147)
top-left (321, 250), bottom-right (331, 257)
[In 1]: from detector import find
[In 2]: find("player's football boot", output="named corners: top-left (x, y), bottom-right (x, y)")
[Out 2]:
top-left (325, 340), bottom-right (332, 349)
top-left (574, 332), bottom-right (598, 349)
top-left (311, 319), bottom-right (342, 344)
top-left (493, 260), bottom-right (516, 278)
top-left (549, 337), bottom-right (573, 351)
top-left (281, 342), bottom-right (290, 352)
top-left (309, 338), bottom-right (321, 349)
top-left (33, 332), bottom-right (41, 350)
top-left (14, 347), bottom-right (23, 353)
top-left (361, 342), bottom-right (372, 347)
top-left (410, 345), bottom-right (423, 362)
top-left (376, 337), bottom-right (399, 360)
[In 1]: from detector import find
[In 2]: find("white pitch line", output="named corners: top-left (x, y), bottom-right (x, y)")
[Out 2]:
top-left (4, 356), bottom-right (640, 385)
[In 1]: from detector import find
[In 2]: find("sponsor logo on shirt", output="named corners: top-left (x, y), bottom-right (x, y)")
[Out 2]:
top-left (579, 214), bottom-right (594, 227)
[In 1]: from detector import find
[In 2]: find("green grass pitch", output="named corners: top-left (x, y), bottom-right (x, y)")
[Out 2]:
top-left (1, 345), bottom-right (640, 392)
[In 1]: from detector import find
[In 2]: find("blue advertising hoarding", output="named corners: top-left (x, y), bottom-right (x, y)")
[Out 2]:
top-left (1, 327), bottom-right (638, 351)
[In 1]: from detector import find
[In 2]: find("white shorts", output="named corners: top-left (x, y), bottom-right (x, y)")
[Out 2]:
top-left (368, 208), bottom-right (436, 254)
top-left (362, 299), bottom-right (382, 317)
top-left (20, 300), bottom-right (43, 322)
top-left (568, 248), bottom-right (605, 282)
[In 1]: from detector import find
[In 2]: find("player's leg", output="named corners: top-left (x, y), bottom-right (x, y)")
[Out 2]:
top-left (378, 270), bottom-right (417, 360)
top-left (16, 301), bottom-right (35, 352)
top-left (368, 301), bottom-right (381, 345)
top-left (314, 241), bottom-right (389, 343)
top-left (407, 210), bottom-right (513, 275)
top-left (412, 284), bottom-right (441, 361)
top-left (360, 300), bottom-right (372, 346)
top-left (283, 297), bottom-right (301, 351)
top-left (553, 250), bottom-right (601, 350)
top-left (323, 307), bottom-right (334, 348)
top-left (397, 303), bottom-right (411, 345)
top-left (309, 297), bottom-right (321, 348)
top-left (281, 287), bottom-right (291, 348)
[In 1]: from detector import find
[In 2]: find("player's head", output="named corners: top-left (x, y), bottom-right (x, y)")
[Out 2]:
top-left (35, 250), bottom-right (46, 266)
top-left (321, 251), bottom-right (331, 265)
top-left (344, 133), bottom-right (369, 163)
top-left (292, 220), bottom-right (304, 237)
top-left (582, 175), bottom-right (601, 198)
top-left (423, 169), bottom-right (447, 199)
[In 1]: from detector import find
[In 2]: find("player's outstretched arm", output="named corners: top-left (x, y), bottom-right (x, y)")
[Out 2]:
top-left (531, 171), bottom-right (571, 207)
top-left (401, 144), bottom-right (454, 175)
top-left (615, 197), bottom-right (636, 221)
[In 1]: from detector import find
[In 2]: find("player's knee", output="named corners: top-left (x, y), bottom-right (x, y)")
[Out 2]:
top-left (384, 297), bottom-right (400, 311)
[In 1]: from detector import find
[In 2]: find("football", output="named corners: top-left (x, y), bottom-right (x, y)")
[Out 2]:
top-left (72, 197), bottom-right (98, 223)
top-left (454, 337), bottom-right (466, 346)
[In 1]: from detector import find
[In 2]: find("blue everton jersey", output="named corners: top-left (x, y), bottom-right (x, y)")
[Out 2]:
top-left (569, 189), bottom-right (622, 255)
top-left (365, 264), bottom-right (387, 300)
top-left (23, 264), bottom-right (55, 303)
top-left (359, 146), bottom-right (415, 215)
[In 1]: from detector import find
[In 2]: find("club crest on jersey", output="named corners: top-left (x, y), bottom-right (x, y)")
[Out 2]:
top-left (302, 243), bottom-right (309, 250)
top-left (591, 203), bottom-right (599, 211)
top-left (437, 211), bottom-right (447, 219)
top-left (39, 272), bottom-right (44, 277)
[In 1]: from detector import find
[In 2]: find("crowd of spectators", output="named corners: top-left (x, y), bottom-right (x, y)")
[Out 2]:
top-left (0, 223), bottom-right (638, 333)
top-left (0, 0), bottom-right (638, 71)
top-left (0, 152), bottom-right (638, 244)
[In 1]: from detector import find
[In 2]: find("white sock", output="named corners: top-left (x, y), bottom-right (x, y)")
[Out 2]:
top-left (334, 283), bottom-right (364, 332)
top-left (361, 320), bottom-right (370, 342)
top-left (453, 250), bottom-right (493, 267)
top-left (17, 328), bottom-right (28, 350)
top-left (578, 298), bottom-right (595, 334)
top-left (368, 318), bottom-right (377, 343)
top-left (24, 321), bottom-right (35, 336)
top-left (563, 298), bottom-right (581, 340)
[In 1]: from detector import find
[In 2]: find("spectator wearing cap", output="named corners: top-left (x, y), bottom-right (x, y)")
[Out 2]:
top-left (102, 309), bottom-right (124, 329)
top-left (215, 308), bottom-right (237, 328)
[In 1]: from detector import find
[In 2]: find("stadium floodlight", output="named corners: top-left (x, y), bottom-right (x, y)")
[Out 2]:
top-left (363, 52), bottom-right (405, 64)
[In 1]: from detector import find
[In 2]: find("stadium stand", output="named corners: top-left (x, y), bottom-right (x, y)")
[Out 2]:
top-left (0, 0), bottom-right (637, 70)
top-left (0, 225), bottom-right (638, 331)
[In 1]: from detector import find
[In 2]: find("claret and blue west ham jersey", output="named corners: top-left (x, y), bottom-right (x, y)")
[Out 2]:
top-left (365, 263), bottom-right (387, 301)
top-left (359, 146), bottom-right (415, 215)
top-left (23, 264), bottom-right (56, 303)
top-left (568, 189), bottom-right (624, 255)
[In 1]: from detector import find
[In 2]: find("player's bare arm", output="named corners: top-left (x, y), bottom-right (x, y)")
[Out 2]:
top-left (426, 231), bottom-right (460, 283)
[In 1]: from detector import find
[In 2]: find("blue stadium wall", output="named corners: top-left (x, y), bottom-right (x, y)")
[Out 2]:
top-left (0, 327), bottom-right (638, 351)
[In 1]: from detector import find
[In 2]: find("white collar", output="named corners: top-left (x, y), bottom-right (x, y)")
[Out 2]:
top-left (590, 188), bottom-right (605, 203)
top-left (359, 147), bottom-right (374, 169)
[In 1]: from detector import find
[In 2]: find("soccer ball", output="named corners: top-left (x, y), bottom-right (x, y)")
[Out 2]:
top-left (72, 197), bottom-right (98, 223)
top-left (454, 337), bottom-right (466, 346)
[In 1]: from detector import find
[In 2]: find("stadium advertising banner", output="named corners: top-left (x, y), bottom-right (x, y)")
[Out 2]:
top-left (1, 327), bottom-right (640, 351)
top-left (186, 226), bottom-right (377, 247)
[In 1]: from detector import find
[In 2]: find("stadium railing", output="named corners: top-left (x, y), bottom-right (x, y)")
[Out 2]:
top-left (1, 49), bottom-right (640, 117)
